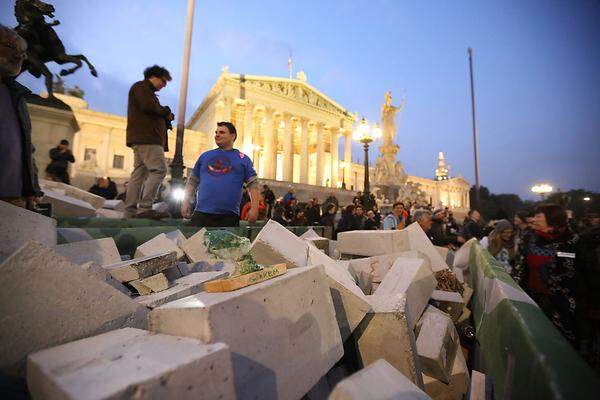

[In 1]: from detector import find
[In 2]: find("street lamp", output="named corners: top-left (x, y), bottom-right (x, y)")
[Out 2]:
top-left (340, 161), bottom-right (348, 189)
top-left (531, 183), bottom-right (553, 200)
top-left (583, 196), bottom-right (591, 202)
top-left (353, 118), bottom-right (382, 210)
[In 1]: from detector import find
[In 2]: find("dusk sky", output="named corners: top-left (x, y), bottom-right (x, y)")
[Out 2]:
top-left (2, 0), bottom-right (599, 199)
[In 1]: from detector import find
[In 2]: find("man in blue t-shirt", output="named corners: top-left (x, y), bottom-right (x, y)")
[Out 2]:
top-left (181, 121), bottom-right (259, 226)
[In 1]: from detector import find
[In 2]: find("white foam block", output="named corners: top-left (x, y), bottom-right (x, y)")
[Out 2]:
top-left (337, 230), bottom-right (409, 257)
top-left (416, 306), bottom-right (460, 384)
top-left (0, 242), bottom-right (148, 380)
top-left (54, 238), bottom-right (121, 266)
top-left (149, 265), bottom-right (343, 400)
top-left (134, 233), bottom-right (185, 259)
top-left (250, 219), bottom-right (309, 268)
top-left (27, 328), bottom-right (235, 400)
top-left (0, 200), bottom-right (57, 263)
top-left (40, 179), bottom-right (106, 209)
top-left (405, 223), bottom-right (449, 272)
top-left (308, 246), bottom-right (371, 341)
top-left (353, 294), bottom-right (423, 388)
top-left (42, 190), bottom-right (96, 217)
top-left (136, 271), bottom-right (228, 309)
top-left (375, 257), bottom-right (437, 330)
top-left (330, 359), bottom-right (432, 400)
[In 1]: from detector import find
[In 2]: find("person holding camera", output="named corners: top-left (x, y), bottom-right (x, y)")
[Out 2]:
top-left (45, 139), bottom-right (75, 184)
top-left (124, 65), bottom-right (174, 219)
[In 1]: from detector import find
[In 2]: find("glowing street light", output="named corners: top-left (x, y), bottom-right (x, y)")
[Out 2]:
top-left (353, 118), bottom-right (382, 209)
top-left (531, 183), bottom-right (553, 200)
top-left (583, 197), bottom-right (591, 201)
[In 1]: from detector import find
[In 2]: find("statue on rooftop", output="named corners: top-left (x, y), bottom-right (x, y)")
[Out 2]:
top-left (14, 0), bottom-right (97, 98)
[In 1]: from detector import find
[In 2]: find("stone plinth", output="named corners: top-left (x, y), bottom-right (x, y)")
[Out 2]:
top-left (149, 265), bottom-right (343, 400)
top-left (0, 242), bottom-right (148, 381)
top-left (27, 328), bottom-right (235, 400)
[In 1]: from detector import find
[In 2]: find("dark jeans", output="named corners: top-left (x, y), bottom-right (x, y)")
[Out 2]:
top-left (189, 211), bottom-right (240, 227)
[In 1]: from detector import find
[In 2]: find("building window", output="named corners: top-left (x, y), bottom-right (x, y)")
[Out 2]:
top-left (113, 155), bottom-right (124, 169)
top-left (84, 148), bottom-right (96, 161)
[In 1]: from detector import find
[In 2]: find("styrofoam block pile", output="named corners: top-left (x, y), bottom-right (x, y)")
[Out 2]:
top-left (27, 328), bottom-right (235, 400)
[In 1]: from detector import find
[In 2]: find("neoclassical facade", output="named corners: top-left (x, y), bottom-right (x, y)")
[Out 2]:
top-left (188, 67), bottom-right (357, 189)
top-left (27, 68), bottom-right (470, 211)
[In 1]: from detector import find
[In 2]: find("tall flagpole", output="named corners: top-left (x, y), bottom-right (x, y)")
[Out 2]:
top-left (170, 0), bottom-right (196, 184)
top-left (468, 47), bottom-right (481, 205)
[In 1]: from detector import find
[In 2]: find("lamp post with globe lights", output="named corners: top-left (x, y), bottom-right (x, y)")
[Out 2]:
top-left (531, 183), bottom-right (553, 200)
top-left (353, 118), bottom-right (382, 210)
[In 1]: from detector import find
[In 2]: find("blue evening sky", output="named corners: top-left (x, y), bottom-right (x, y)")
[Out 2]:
top-left (2, 0), bottom-right (599, 199)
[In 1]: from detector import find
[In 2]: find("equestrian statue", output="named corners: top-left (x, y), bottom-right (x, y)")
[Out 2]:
top-left (14, 0), bottom-right (97, 98)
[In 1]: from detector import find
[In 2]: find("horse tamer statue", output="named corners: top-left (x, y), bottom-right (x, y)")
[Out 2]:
top-left (14, 0), bottom-right (97, 98)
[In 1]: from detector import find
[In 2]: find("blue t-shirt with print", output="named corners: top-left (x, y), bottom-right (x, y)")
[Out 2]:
top-left (192, 148), bottom-right (257, 215)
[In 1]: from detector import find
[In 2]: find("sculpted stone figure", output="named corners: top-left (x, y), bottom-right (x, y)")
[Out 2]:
top-left (14, 0), bottom-right (98, 98)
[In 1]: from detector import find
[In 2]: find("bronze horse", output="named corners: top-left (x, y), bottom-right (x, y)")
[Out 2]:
top-left (14, 0), bottom-right (97, 97)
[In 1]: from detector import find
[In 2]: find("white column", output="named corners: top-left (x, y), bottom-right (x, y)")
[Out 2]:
top-left (299, 118), bottom-right (309, 184)
top-left (282, 113), bottom-right (294, 182)
top-left (316, 123), bottom-right (325, 186)
top-left (242, 103), bottom-right (254, 155)
top-left (343, 129), bottom-right (352, 185)
top-left (262, 108), bottom-right (275, 180)
top-left (232, 100), bottom-right (246, 150)
top-left (330, 128), bottom-right (339, 188)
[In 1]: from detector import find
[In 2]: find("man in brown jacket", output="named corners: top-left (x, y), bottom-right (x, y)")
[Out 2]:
top-left (125, 65), bottom-right (174, 219)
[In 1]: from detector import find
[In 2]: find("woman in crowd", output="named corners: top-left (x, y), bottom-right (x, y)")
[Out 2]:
top-left (512, 204), bottom-right (580, 345)
top-left (480, 219), bottom-right (515, 273)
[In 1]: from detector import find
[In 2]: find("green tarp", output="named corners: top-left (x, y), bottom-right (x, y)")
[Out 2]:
top-left (467, 242), bottom-right (600, 399)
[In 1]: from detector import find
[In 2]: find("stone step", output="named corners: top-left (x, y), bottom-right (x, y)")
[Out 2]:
top-left (352, 294), bottom-right (424, 388)
top-left (375, 257), bottom-right (437, 330)
top-left (27, 328), bottom-right (235, 400)
top-left (0, 242), bottom-right (148, 381)
top-left (330, 359), bottom-right (432, 400)
top-left (149, 265), bottom-right (343, 400)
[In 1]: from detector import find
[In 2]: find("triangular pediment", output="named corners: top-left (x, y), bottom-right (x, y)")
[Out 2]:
top-left (226, 74), bottom-right (353, 117)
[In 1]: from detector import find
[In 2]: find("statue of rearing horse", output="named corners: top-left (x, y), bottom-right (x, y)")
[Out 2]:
top-left (14, 0), bottom-right (97, 98)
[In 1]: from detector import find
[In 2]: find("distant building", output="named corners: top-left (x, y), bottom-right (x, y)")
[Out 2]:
top-left (27, 68), bottom-right (469, 210)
